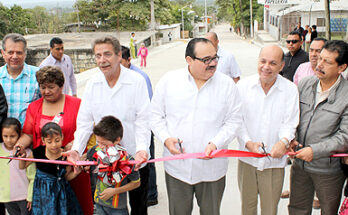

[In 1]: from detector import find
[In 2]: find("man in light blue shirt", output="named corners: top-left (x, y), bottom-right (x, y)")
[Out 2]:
top-left (121, 45), bottom-right (157, 207)
top-left (0, 33), bottom-right (40, 125)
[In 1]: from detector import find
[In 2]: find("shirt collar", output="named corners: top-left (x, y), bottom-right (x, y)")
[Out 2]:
top-left (252, 74), bottom-right (283, 92)
top-left (48, 54), bottom-right (66, 63)
top-left (185, 66), bottom-right (216, 86)
top-left (95, 65), bottom-right (133, 85)
top-left (317, 75), bottom-right (341, 94)
top-left (0, 63), bottom-right (29, 78)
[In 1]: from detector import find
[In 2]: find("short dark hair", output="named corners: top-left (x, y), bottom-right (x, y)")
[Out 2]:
top-left (313, 37), bottom-right (327, 43)
top-left (50, 37), bottom-right (63, 48)
top-left (41, 122), bottom-right (62, 138)
top-left (121, 46), bottom-right (131, 60)
top-left (92, 36), bottom-right (121, 54)
top-left (2, 33), bottom-right (27, 51)
top-left (322, 40), bottom-right (348, 66)
top-left (36, 66), bottom-right (65, 88)
top-left (312, 25), bottom-right (317, 30)
top-left (185, 38), bottom-right (213, 58)
top-left (93, 116), bottom-right (123, 142)
top-left (2, 117), bottom-right (21, 136)
top-left (289, 31), bottom-right (302, 41)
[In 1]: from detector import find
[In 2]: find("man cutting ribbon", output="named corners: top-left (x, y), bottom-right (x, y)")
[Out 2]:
top-left (150, 38), bottom-right (242, 215)
top-left (236, 45), bottom-right (299, 215)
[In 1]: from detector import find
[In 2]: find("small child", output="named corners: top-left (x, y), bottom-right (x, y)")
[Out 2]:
top-left (137, 43), bottom-right (148, 67)
top-left (87, 115), bottom-right (140, 215)
top-left (20, 122), bottom-right (82, 215)
top-left (0, 118), bottom-right (35, 215)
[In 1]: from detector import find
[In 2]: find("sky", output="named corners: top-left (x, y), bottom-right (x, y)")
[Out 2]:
top-left (0, 0), bottom-right (75, 8)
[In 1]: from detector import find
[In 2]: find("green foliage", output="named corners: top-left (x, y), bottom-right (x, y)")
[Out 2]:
top-left (216, 0), bottom-right (263, 35)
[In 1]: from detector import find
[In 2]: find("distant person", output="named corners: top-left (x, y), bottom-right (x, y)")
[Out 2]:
top-left (205, 32), bottom-right (242, 83)
top-left (130, 32), bottom-right (137, 59)
top-left (40, 37), bottom-right (77, 97)
top-left (280, 31), bottom-right (309, 81)
top-left (0, 33), bottom-right (40, 125)
top-left (293, 38), bottom-right (327, 84)
top-left (121, 45), bottom-right (158, 207)
top-left (137, 43), bottom-right (148, 68)
top-left (294, 22), bottom-right (304, 35)
top-left (304, 27), bottom-right (312, 52)
top-left (311, 25), bottom-right (318, 42)
top-left (168, 32), bottom-right (172, 42)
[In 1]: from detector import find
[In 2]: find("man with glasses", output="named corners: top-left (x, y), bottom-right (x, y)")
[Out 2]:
top-left (236, 45), bottom-right (299, 215)
top-left (293, 38), bottom-right (327, 85)
top-left (66, 36), bottom-right (151, 215)
top-left (205, 32), bottom-right (241, 83)
top-left (0, 33), bottom-right (40, 125)
top-left (288, 40), bottom-right (348, 215)
top-left (150, 38), bottom-right (242, 215)
top-left (281, 31), bottom-right (309, 82)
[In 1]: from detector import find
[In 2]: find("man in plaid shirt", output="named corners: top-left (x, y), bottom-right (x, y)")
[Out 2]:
top-left (0, 33), bottom-right (40, 125)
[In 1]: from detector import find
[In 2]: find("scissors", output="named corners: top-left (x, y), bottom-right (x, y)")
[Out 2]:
top-left (8, 146), bottom-right (21, 164)
top-left (261, 142), bottom-right (271, 161)
top-left (177, 138), bottom-right (183, 153)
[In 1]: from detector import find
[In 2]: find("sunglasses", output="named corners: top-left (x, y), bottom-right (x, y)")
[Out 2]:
top-left (286, 40), bottom-right (299, 44)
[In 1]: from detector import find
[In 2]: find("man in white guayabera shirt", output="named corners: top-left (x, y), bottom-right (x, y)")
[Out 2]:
top-left (150, 38), bottom-right (242, 215)
top-left (65, 36), bottom-right (151, 215)
top-left (236, 45), bottom-right (299, 215)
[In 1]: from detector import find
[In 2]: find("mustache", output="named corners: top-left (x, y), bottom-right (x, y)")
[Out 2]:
top-left (206, 65), bottom-right (216, 71)
top-left (99, 63), bottom-right (110, 67)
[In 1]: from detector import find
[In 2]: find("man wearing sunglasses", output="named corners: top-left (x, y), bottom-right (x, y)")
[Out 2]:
top-left (281, 31), bottom-right (309, 82)
top-left (150, 38), bottom-right (242, 215)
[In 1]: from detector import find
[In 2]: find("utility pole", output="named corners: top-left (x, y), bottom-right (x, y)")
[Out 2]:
top-left (250, 0), bottom-right (253, 38)
top-left (150, 0), bottom-right (155, 30)
top-left (205, 0), bottom-right (208, 33)
top-left (324, 0), bottom-right (331, 40)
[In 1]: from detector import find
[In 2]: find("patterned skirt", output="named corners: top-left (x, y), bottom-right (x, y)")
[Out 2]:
top-left (32, 169), bottom-right (83, 215)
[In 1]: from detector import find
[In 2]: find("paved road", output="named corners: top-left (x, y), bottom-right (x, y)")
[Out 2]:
top-left (76, 23), bottom-right (321, 215)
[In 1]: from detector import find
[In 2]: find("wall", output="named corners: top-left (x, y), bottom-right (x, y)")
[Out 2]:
top-left (0, 48), bottom-right (96, 73)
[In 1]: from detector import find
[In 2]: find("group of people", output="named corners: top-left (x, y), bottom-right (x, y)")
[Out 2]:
top-left (0, 33), bottom-right (157, 215)
top-left (0, 26), bottom-right (347, 215)
top-left (293, 22), bottom-right (318, 53)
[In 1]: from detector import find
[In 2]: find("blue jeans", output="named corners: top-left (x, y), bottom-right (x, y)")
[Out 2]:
top-left (95, 204), bottom-right (129, 215)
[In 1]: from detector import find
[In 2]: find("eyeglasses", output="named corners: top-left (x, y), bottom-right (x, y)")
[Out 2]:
top-left (286, 40), bottom-right (299, 44)
top-left (193, 55), bottom-right (219, 65)
top-left (94, 52), bottom-right (114, 60)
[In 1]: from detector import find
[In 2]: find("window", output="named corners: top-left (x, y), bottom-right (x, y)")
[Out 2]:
top-left (317, 18), bottom-right (325, 27)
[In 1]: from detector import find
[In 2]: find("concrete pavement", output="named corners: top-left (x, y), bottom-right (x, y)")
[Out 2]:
top-left (76, 23), bottom-right (321, 215)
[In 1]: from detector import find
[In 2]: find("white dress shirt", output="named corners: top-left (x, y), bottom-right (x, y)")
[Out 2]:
top-left (150, 67), bottom-right (242, 184)
top-left (237, 74), bottom-right (299, 171)
top-left (40, 54), bottom-right (77, 95)
top-left (217, 46), bottom-right (242, 78)
top-left (72, 65), bottom-right (151, 157)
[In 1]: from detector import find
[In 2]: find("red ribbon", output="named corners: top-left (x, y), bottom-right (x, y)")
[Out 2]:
top-left (96, 150), bottom-right (134, 185)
